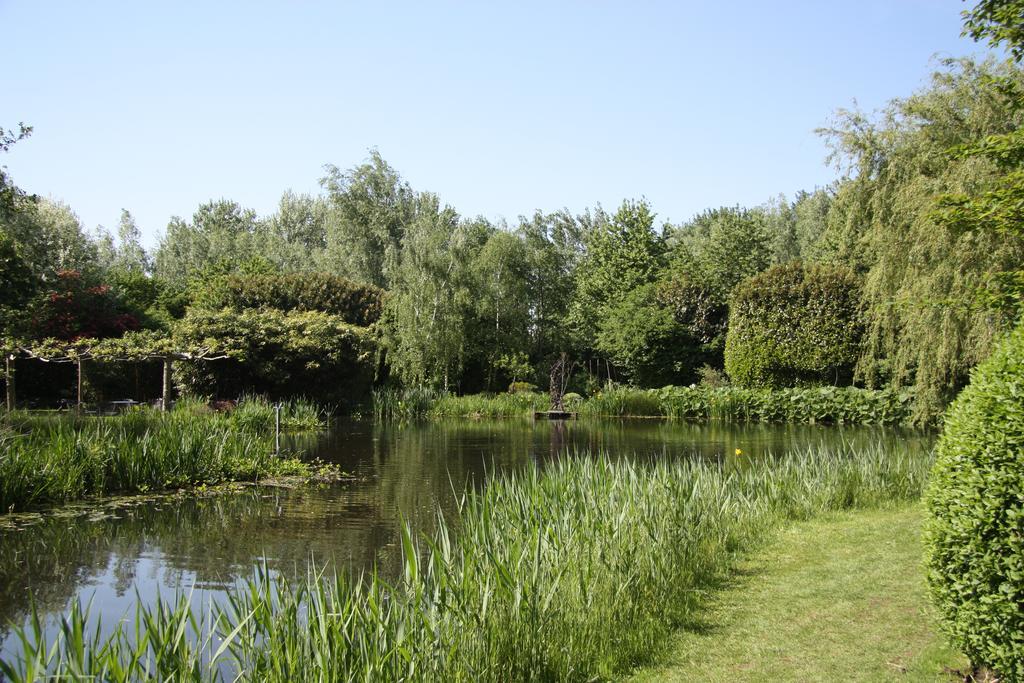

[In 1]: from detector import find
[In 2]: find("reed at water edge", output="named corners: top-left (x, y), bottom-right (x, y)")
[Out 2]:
top-left (0, 402), bottom-right (320, 513)
top-left (1, 441), bottom-right (932, 682)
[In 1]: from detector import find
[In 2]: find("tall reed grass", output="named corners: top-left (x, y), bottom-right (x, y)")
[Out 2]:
top-left (1, 443), bottom-right (932, 681)
top-left (371, 387), bottom-right (439, 420)
top-left (0, 408), bottom-right (310, 512)
top-left (230, 395), bottom-right (327, 431)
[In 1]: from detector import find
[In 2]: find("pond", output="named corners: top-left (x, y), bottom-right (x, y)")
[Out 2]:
top-left (0, 417), bottom-right (932, 657)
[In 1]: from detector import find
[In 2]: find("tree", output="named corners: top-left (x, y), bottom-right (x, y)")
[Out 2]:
top-left (469, 229), bottom-right (531, 389)
top-left (724, 262), bottom-right (863, 388)
top-left (595, 283), bottom-right (689, 386)
top-left (659, 206), bottom-right (773, 366)
top-left (518, 209), bottom-right (586, 363)
top-left (262, 191), bottom-right (329, 271)
top-left (384, 194), bottom-right (478, 389)
top-left (569, 200), bottom-right (662, 350)
top-left (0, 230), bottom-right (34, 336)
top-left (821, 57), bottom-right (1024, 421)
top-left (154, 200), bottom-right (261, 282)
top-left (114, 210), bottom-right (151, 273)
top-left (28, 270), bottom-right (139, 341)
top-left (962, 0), bottom-right (1024, 60)
top-left (320, 150), bottom-right (416, 288)
top-left (173, 307), bottom-right (374, 403)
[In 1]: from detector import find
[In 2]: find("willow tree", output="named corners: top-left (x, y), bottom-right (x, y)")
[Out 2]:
top-left (383, 193), bottom-right (478, 390)
top-left (820, 57), bottom-right (1024, 422)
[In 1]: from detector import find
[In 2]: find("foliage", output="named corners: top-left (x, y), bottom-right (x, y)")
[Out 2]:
top-left (370, 386), bottom-right (439, 420)
top-left (429, 391), bottom-right (547, 417)
top-left (517, 210), bottom-right (586, 366)
top-left (924, 324), bottom-right (1024, 678)
top-left (820, 58), bottom-right (1024, 422)
top-left (576, 384), bottom-right (915, 425)
top-left (173, 308), bottom-right (375, 404)
top-left (0, 408), bottom-right (312, 512)
top-left (4, 199), bottom-right (99, 284)
top-left (261, 191), bottom-right (329, 272)
top-left (382, 195), bottom-right (482, 390)
top-left (154, 200), bottom-right (263, 282)
top-left (229, 395), bottom-right (328, 431)
top-left (191, 272), bottom-right (384, 326)
top-left (27, 270), bottom-right (140, 341)
top-left (595, 283), bottom-right (692, 386)
top-left (962, 0), bottom-right (1024, 61)
top-left (0, 446), bottom-right (932, 681)
top-left (569, 200), bottom-right (663, 347)
top-left (469, 230), bottom-right (532, 388)
top-left (369, 385), bottom-right (916, 425)
top-left (320, 150), bottom-right (416, 288)
top-left (724, 262), bottom-right (862, 388)
top-left (657, 206), bottom-right (773, 371)
top-left (0, 230), bottom-right (35, 334)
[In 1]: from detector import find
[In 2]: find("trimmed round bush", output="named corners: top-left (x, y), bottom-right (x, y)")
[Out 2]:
top-left (924, 324), bottom-right (1024, 678)
top-left (724, 261), bottom-right (862, 388)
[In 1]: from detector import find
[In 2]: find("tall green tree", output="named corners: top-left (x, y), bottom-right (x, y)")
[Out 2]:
top-left (469, 228), bottom-right (531, 388)
top-left (659, 206), bottom-right (772, 367)
top-left (518, 209), bottom-right (586, 363)
top-left (569, 200), bottom-right (662, 350)
top-left (384, 194), bottom-right (476, 389)
top-left (320, 150), bottom-right (415, 288)
top-left (821, 57), bottom-right (1024, 420)
top-left (154, 199), bottom-right (261, 282)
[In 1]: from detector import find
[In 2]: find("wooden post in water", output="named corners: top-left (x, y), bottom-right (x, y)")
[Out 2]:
top-left (161, 358), bottom-right (173, 412)
top-left (4, 355), bottom-right (14, 412)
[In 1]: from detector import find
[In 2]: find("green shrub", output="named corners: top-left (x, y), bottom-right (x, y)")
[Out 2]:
top-left (924, 325), bottom-right (1024, 678)
top-left (508, 381), bottom-right (538, 394)
top-left (174, 308), bottom-right (375, 405)
top-left (192, 272), bottom-right (384, 326)
top-left (724, 261), bottom-right (862, 388)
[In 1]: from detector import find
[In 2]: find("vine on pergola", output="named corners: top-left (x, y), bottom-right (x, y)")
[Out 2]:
top-left (2, 330), bottom-right (235, 412)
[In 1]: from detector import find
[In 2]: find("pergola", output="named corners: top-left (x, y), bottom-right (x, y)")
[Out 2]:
top-left (2, 331), bottom-right (231, 413)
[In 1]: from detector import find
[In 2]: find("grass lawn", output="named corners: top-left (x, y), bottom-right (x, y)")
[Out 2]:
top-left (631, 506), bottom-right (969, 682)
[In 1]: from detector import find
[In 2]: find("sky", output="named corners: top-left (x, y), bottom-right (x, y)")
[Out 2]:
top-left (1, 0), bottom-right (997, 249)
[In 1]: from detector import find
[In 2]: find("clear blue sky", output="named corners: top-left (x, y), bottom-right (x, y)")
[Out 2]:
top-left (1, 1), bottom-right (994, 248)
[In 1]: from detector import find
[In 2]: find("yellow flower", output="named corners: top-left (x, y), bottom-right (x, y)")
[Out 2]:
top-left (735, 448), bottom-right (743, 456)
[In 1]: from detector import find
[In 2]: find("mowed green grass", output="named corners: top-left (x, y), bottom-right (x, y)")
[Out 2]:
top-left (631, 506), bottom-right (968, 682)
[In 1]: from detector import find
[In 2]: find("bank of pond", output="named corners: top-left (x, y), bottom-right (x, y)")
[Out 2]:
top-left (0, 401), bottom-right (940, 681)
top-left (374, 384), bottom-right (918, 426)
top-left (0, 437), bottom-right (930, 681)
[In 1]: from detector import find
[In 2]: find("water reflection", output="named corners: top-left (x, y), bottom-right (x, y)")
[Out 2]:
top-left (0, 418), bottom-right (932, 654)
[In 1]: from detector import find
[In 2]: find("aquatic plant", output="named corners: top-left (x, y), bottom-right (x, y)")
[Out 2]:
top-left (0, 407), bottom-right (312, 512)
top-left (408, 385), bottom-right (917, 425)
top-left (0, 443), bottom-right (932, 681)
top-left (230, 395), bottom-right (327, 431)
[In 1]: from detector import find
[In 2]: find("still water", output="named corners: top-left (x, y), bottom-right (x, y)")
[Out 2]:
top-left (0, 417), bottom-right (931, 652)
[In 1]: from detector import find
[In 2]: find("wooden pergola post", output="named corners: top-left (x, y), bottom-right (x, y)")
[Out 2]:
top-left (4, 355), bottom-right (14, 412)
top-left (161, 357), bottom-right (173, 412)
top-left (77, 358), bottom-right (84, 415)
